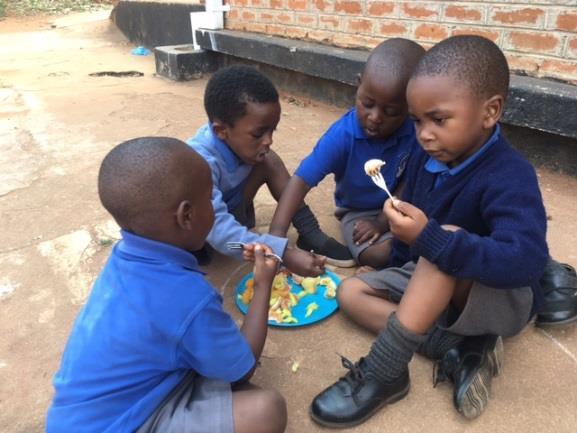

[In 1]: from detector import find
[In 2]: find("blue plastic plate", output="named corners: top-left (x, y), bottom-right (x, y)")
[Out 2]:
top-left (235, 270), bottom-right (340, 328)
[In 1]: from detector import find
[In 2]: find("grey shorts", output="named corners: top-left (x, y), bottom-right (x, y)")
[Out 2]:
top-left (335, 207), bottom-right (394, 261)
top-left (136, 372), bottom-right (233, 433)
top-left (357, 261), bottom-right (533, 337)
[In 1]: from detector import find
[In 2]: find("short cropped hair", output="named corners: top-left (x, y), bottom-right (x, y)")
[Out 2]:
top-left (412, 35), bottom-right (509, 100)
top-left (98, 137), bottom-right (192, 226)
top-left (364, 38), bottom-right (425, 85)
top-left (204, 65), bottom-right (279, 126)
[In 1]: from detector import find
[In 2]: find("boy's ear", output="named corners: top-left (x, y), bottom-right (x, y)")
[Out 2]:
top-left (175, 200), bottom-right (195, 230)
top-left (211, 119), bottom-right (229, 141)
top-left (482, 95), bottom-right (504, 129)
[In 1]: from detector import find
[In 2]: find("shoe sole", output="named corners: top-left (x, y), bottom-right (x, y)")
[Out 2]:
top-left (296, 246), bottom-right (357, 268)
top-left (456, 336), bottom-right (503, 420)
top-left (309, 381), bottom-right (410, 429)
top-left (535, 313), bottom-right (577, 328)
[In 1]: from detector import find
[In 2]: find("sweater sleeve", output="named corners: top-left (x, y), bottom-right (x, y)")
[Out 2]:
top-left (411, 164), bottom-right (548, 288)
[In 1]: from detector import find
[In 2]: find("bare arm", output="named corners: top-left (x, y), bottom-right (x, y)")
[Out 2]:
top-left (269, 176), bottom-right (311, 237)
top-left (235, 244), bottom-right (277, 383)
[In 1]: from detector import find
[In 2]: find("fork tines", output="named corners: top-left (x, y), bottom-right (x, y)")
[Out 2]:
top-left (226, 241), bottom-right (246, 250)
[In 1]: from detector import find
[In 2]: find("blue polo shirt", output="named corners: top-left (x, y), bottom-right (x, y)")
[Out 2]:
top-left (425, 125), bottom-right (501, 189)
top-left (46, 230), bottom-right (255, 433)
top-left (295, 109), bottom-right (417, 210)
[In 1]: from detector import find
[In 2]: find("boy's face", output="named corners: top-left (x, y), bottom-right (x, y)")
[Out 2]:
top-left (214, 101), bottom-right (281, 165)
top-left (407, 74), bottom-right (497, 167)
top-left (355, 71), bottom-right (408, 139)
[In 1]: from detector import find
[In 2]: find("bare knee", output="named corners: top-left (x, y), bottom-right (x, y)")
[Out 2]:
top-left (358, 240), bottom-right (392, 268)
top-left (253, 389), bottom-right (287, 433)
top-left (337, 278), bottom-right (367, 314)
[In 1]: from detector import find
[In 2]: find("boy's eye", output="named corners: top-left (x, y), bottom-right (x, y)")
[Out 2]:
top-left (361, 100), bottom-right (374, 109)
top-left (433, 117), bottom-right (446, 125)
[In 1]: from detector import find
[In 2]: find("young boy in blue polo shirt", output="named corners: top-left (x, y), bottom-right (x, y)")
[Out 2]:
top-left (187, 65), bottom-right (345, 272)
top-left (270, 38), bottom-right (425, 270)
top-left (46, 137), bottom-right (287, 433)
top-left (310, 36), bottom-right (548, 427)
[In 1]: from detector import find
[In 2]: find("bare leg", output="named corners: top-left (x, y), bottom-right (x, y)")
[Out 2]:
top-left (396, 257), bottom-right (472, 334)
top-left (232, 383), bottom-right (287, 433)
top-left (243, 150), bottom-right (291, 203)
top-left (357, 239), bottom-right (393, 269)
top-left (337, 277), bottom-right (397, 334)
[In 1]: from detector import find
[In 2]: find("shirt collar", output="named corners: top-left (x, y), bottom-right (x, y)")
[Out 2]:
top-left (352, 111), bottom-right (414, 141)
top-left (425, 124), bottom-right (501, 176)
top-left (207, 123), bottom-right (243, 172)
top-left (116, 229), bottom-right (204, 274)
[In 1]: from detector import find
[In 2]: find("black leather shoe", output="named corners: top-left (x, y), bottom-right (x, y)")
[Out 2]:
top-left (434, 335), bottom-right (503, 419)
top-left (536, 259), bottom-right (577, 327)
top-left (297, 235), bottom-right (356, 268)
top-left (310, 356), bottom-right (410, 428)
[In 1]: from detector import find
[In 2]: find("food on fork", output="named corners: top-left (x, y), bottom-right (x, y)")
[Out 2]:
top-left (364, 158), bottom-right (386, 177)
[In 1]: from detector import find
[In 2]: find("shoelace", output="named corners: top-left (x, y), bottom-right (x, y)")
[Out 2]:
top-left (337, 354), bottom-right (366, 398)
top-left (432, 350), bottom-right (460, 388)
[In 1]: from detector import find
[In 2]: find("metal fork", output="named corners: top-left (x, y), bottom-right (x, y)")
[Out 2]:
top-left (369, 171), bottom-right (395, 203)
top-left (226, 242), bottom-right (284, 264)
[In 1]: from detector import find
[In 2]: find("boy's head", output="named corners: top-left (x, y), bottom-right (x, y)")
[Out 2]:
top-left (98, 137), bottom-right (214, 251)
top-left (204, 65), bottom-right (281, 166)
top-left (407, 35), bottom-right (509, 167)
top-left (356, 38), bottom-right (425, 139)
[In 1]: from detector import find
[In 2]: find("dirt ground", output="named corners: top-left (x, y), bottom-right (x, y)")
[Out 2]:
top-left (1, 11), bottom-right (576, 433)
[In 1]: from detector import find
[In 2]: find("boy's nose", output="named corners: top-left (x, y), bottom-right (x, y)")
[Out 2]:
top-left (262, 132), bottom-right (274, 147)
top-left (368, 109), bottom-right (382, 124)
top-left (418, 126), bottom-right (434, 142)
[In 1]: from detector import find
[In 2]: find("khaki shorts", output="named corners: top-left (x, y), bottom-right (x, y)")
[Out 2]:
top-left (357, 261), bottom-right (533, 337)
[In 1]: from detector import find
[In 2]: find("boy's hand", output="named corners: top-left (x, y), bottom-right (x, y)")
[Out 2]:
top-left (383, 198), bottom-right (428, 245)
top-left (248, 243), bottom-right (279, 290)
top-left (283, 248), bottom-right (326, 277)
top-left (353, 218), bottom-right (387, 246)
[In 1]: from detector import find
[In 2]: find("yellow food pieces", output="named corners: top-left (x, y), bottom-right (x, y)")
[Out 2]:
top-left (305, 302), bottom-right (319, 318)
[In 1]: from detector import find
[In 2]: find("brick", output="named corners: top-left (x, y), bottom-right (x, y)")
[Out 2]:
top-left (313, 0), bottom-right (332, 13)
top-left (307, 29), bottom-right (334, 44)
top-left (250, 0), bottom-right (263, 7)
top-left (288, 0), bottom-right (307, 11)
top-left (319, 14), bottom-right (340, 30)
top-left (414, 23), bottom-right (449, 42)
top-left (401, 3), bottom-right (439, 20)
top-left (444, 5), bottom-right (483, 23)
top-left (296, 13), bottom-right (317, 26)
top-left (241, 10), bottom-right (256, 21)
top-left (540, 58), bottom-right (577, 83)
top-left (452, 27), bottom-right (500, 43)
top-left (260, 12), bottom-right (274, 22)
top-left (244, 23), bottom-right (267, 33)
top-left (335, 1), bottom-right (362, 15)
top-left (277, 12), bottom-right (294, 24)
top-left (507, 31), bottom-right (561, 55)
top-left (270, 0), bottom-right (283, 8)
top-left (507, 54), bottom-right (541, 74)
top-left (285, 27), bottom-right (309, 39)
top-left (378, 21), bottom-right (409, 37)
top-left (556, 11), bottom-right (577, 32)
top-left (491, 7), bottom-right (545, 27)
top-left (345, 18), bottom-right (374, 34)
top-left (266, 24), bottom-right (286, 36)
top-left (367, 1), bottom-right (395, 17)
top-left (229, 0), bottom-right (248, 7)
top-left (334, 33), bottom-right (381, 48)
top-left (226, 9), bottom-right (239, 20)
top-left (568, 37), bottom-right (577, 59)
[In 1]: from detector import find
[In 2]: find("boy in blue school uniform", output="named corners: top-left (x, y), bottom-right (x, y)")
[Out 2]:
top-left (187, 65), bottom-right (343, 272)
top-left (46, 137), bottom-right (287, 433)
top-left (270, 38), bottom-right (425, 270)
top-left (310, 35), bottom-right (549, 428)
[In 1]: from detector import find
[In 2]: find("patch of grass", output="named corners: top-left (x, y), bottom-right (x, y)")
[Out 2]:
top-left (4, 0), bottom-right (113, 16)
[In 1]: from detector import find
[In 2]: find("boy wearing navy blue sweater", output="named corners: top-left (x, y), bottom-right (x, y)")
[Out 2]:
top-left (311, 36), bottom-right (548, 428)
top-left (47, 138), bottom-right (287, 433)
top-left (270, 38), bottom-right (424, 270)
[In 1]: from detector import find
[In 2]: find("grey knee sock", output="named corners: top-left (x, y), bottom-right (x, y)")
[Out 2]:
top-left (365, 313), bottom-right (427, 384)
top-left (292, 205), bottom-right (327, 241)
top-left (417, 326), bottom-right (464, 360)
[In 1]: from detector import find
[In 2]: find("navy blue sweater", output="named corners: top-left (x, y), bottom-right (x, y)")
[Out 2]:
top-left (391, 133), bottom-right (548, 313)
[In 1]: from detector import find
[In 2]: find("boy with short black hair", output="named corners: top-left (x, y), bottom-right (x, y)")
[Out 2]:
top-left (270, 38), bottom-right (424, 270)
top-left (311, 35), bottom-right (548, 427)
top-left (187, 65), bottom-right (345, 273)
top-left (46, 137), bottom-right (287, 433)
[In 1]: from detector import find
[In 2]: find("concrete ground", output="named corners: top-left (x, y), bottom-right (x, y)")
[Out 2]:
top-left (1, 12), bottom-right (576, 433)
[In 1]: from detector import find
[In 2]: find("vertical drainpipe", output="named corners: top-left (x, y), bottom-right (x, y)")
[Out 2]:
top-left (190, 0), bottom-right (231, 50)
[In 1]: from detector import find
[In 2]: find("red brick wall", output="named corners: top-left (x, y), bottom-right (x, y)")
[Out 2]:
top-left (224, 0), bottom-right (577, 84)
